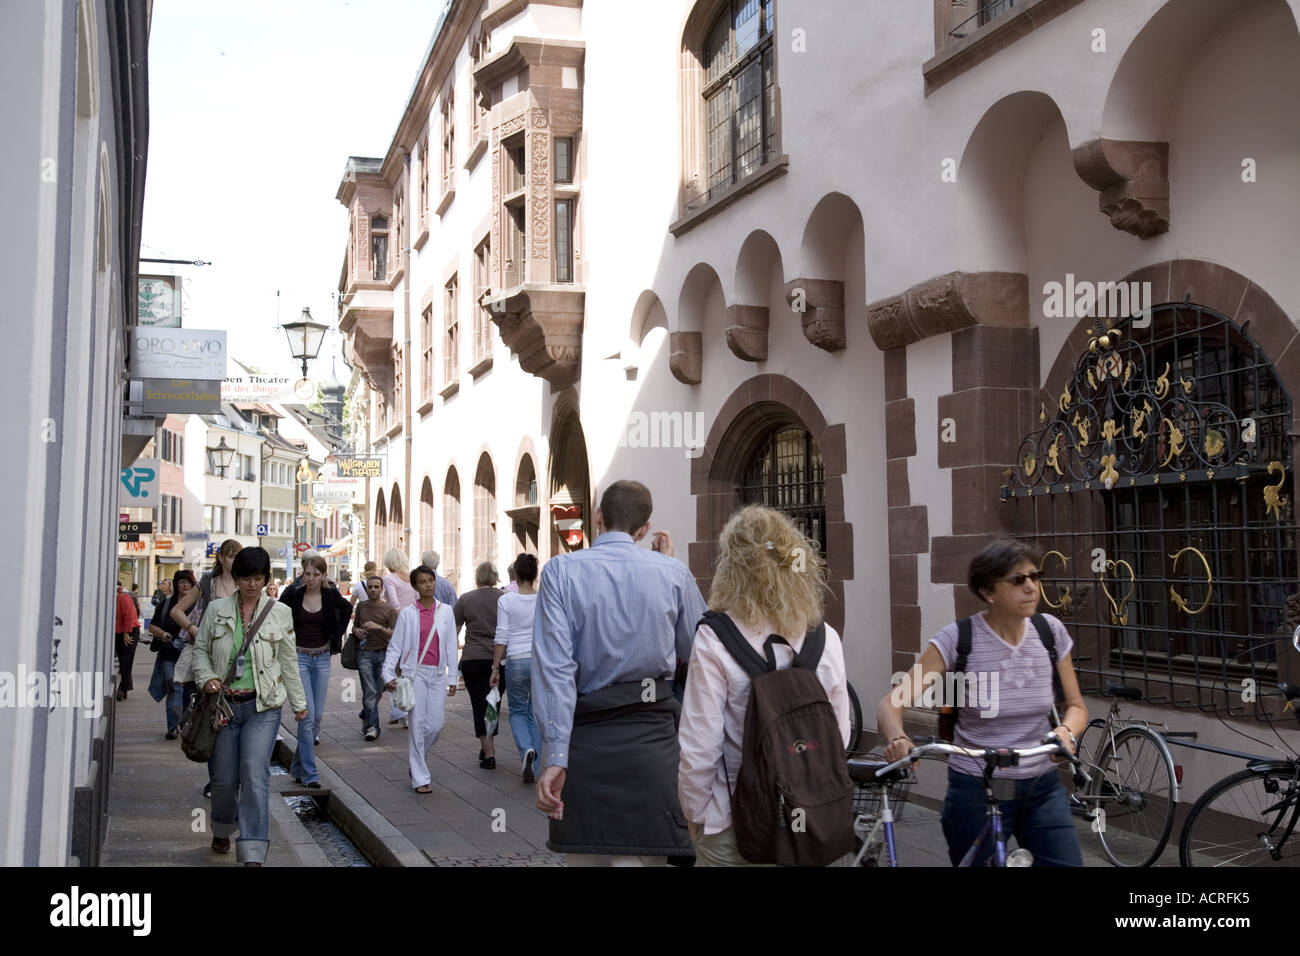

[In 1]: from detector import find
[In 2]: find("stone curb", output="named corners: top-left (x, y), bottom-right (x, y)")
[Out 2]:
top-left (276, 726), bottom-right (432, 867)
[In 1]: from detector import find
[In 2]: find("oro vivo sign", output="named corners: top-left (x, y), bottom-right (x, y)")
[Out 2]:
top-left (130, 328), bottom-right (227, 380)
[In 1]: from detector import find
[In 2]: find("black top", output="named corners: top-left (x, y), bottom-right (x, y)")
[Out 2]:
top-left (155, 596), bottom-right (183, 663)
top-left (279, 583), bottom-right (352, 654)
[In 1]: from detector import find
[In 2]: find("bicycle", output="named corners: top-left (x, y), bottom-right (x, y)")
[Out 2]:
top-left (1178, 681), bottom-right (1300, 867)
top-left (863, 734), bottom-right (1078, 866)
top-left (845, 755), bottom-right (913, 866)
top-left (846, 681), bottom-right (863, 754)
top-left (1062, 681), bottom-right (1180, 867)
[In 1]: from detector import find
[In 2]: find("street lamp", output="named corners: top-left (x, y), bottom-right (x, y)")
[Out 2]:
top-left (231, 489), bottom-right (248, 533)
top-left (282, 307), bottom-right (329, 379)
top-left (207, 436), bottom-right (235, 477)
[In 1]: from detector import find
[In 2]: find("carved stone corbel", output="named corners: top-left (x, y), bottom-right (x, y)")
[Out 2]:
top-left (724, 305), bottom-right (769, 362)
top-left (866, 271), bottom-right (1028, 350)
top-left (1071, 139), bottom-right (1170, 239)
top-left (783, 278), bottom-right (845, 352)
top-left (669, 331), bottom-right (703, 385)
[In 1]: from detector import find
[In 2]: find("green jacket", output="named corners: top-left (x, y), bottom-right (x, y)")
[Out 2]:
top-left (192, 594), bottom-right (307, 713)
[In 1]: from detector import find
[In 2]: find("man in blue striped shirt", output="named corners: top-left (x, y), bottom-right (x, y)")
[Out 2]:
top-left (533, 480), bottom-right (707, 865)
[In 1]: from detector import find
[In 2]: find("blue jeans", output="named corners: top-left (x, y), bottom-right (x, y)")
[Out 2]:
top-left (940, 767), bottom-right (1083, 867)
top-left (291, 651), bottom-right (331, 785)
top-left (357, 649), bottom-right (385, 734)
top-left (504, 657), bottom-right (541, 761)
top-left (166, 671), bottom-right (193, 733)
top-left (209, 698), bottom-right (281, 864)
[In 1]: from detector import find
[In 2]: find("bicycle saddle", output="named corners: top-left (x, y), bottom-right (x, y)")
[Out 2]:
top-left (1104, 681), bottom-right (1142, 700)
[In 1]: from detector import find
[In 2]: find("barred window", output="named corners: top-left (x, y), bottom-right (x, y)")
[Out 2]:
top-left (703, 0), bottom-right (776, 201)
top-left (1005, 305), bottom-right (1296, 715)
top-left (738, 425), bottom-right (825, 556)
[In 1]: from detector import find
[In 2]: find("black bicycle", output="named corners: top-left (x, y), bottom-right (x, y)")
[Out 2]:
top-left (1178, 681), bottom-right (1300, 867)
top-left (846, 681), bottom-right (863, 754)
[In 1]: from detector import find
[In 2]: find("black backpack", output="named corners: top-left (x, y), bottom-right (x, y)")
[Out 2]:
top-left (937, 613), bottom-right (1062, 742)
top-left (703, 610), bottom-right (855, 867)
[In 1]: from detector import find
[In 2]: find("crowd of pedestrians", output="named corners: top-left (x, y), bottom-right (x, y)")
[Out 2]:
top-left (112, 471), bottom-right (1087, 868)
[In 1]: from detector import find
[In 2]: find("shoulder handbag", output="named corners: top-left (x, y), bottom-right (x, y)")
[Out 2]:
top-left (179, 600), bottom-right (276, 763)
top-left (391, 603), bottom-right (439, 712)
top-left (341, 630), bottom-right (360, 670)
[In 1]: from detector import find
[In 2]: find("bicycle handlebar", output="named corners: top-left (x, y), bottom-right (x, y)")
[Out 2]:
top-left (876, 734), bottom-right (1073, 778)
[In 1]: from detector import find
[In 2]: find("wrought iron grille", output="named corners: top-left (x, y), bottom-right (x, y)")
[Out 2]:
top-left (1002, 305), bottom-right (1298, 717)
top-left (738, 426), bottom-right (826, 556)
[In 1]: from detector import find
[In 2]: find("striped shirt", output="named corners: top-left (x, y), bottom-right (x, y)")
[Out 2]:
top-left (532, 531), bottom-right (707, 769)
top-left (930, 612), bottom-right (1074, 779)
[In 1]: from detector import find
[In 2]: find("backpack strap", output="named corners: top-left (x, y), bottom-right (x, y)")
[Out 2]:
top-left (702, 610), bottom-right (770, 679)
top-left (1031, 613), bottom-right (1064, 701)
top-left (954, 616), bottom-right (973, 675)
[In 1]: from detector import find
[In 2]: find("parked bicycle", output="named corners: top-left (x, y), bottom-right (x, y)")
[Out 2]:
top-left (846, 680), bottom-right (863, 754)
top-left (845, 755), bottom-right (912, 866)
top-left (1178, 681), bottom-right (1300, 867)
top-left (1061, 680), bottom-right (1180, 867)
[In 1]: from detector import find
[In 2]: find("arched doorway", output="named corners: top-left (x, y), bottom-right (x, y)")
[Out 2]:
top-left (374, 489), bottom-right (387, 564)
top-left (549, 411), bottom-right (591, 553)
top-left (1005, 302), bottom-right (1297, 714)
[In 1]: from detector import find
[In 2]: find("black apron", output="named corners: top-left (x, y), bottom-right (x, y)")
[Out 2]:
top-left (548, 678), bottom-right (692, 855)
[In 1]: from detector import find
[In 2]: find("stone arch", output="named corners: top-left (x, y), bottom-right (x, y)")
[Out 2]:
top-left (957, 91), bottom-right (1067, 273)
top-left (418, 475), bottom-right (435, 556)
top-left (388, 483), bottom-right (404, 556)
top-left (373, 488), bottom-right (387, 562)
top-left (729, 230), bottom-right (783, 362)
top-left (689, 374), bottom-right (850, 631)
top-left (672, 262), bottom-right (728, 384)
top-left (443, 465), bottom-right (462, 589)
top-left (472, 450), bottom-right (498, 569)
top-left (549, 400), bottom-right (592, 553)
top-left (628, 289), bottom-right (669, 380)
top-left (785, 192), bottom-right (865, 352)
top-left (509, 437), bottom-right (541, 557)
top-left (1043, 259), bottom-right (1300, 414)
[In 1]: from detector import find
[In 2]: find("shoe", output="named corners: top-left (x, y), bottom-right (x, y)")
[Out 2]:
top-left (314, 737), bottom-right (320, 746)
top-left (306, 782), bottom-right (321, 789)
top-left (244, 862), bottom-right (262, 867)
top-left (522, 749), bottom-right (536, 784)
top-left (116, 690), bottom-right (126, 701)
top-left (364, 727), bottom-right (378, 741)
top-left (211, 837), bottom-right (230, 855)
top-left (388, 717), bottom-right (401, 725)
top-left (479, 756), bottom-right (496, 770)
top-left (165, 729), bottom-right (178, 740)
top-left (202, 783), bottom-right (211, 799)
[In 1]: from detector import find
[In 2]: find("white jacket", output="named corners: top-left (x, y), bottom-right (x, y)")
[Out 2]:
top-left (382, 600), bottom-right (458, 684)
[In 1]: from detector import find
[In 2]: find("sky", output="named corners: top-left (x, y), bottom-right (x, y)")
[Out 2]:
top-left (141, 0), bottom-right (448, 382)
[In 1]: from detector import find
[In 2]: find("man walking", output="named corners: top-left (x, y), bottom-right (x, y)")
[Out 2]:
top-left (351, 575), bottom-right (398, 741)
top-left (420, 549), bottom-right (458, 606)
top-left (532, 480), bottom-right (706, 866)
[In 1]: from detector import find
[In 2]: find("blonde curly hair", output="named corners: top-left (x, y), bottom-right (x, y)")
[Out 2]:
top-left (707, 505), bottom-right (826, 640)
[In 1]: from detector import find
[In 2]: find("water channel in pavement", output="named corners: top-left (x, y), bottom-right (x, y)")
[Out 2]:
top-left (271, 760), bottom-right (371, 866)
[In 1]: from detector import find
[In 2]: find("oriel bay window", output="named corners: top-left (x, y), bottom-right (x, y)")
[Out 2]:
top-left (370, 215), bottom-right (388, 281)
top-left (554, 199), bottom-right (574, 283)
top-left (703, 0), bottom-right (776, 200)
top-left (1004, 305), bottom-right (1297, 715)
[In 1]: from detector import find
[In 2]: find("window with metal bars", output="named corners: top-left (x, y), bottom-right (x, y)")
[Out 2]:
top-left (702, 0), bottom-right (776, 201)
top-left (1004, 304), bottom-right (1297, 716)
top-left (737, 425), bottom-right (826, 556)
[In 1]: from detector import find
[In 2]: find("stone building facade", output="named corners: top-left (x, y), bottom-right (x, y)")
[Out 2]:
top-left (339, 0), bottom-right (1300, 798)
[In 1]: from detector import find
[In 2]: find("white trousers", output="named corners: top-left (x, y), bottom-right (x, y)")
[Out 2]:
top-left (408, 666), bottom-right (448, 788)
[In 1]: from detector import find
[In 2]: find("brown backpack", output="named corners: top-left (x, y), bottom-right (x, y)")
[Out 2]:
top-left (703, 611), bottom-right (855, 866)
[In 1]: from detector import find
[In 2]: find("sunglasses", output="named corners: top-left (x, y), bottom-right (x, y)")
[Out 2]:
top-left (1000, 571), bottom-right (1044, 587)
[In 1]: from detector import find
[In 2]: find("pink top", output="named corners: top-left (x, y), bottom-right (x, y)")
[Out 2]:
top-left (418, 602), bottom-right (440, 666)
top-left (677, 612), bottom-right (850, 835)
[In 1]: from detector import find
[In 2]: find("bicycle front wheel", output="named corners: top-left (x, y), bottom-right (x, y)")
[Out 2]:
top-left (846, 682), bottom-right (863, 754)
top-left (1179, 768), bottom-right (1300, 867)
top-left (1090, 726), bottom-right (1177, 866)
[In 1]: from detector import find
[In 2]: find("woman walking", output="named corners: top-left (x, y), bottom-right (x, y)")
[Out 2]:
top-left (114, 583), bottom-right (141, 701)
top-left (383, 565), bottom-right (458, 793)
top-left (455, 562), bottom-right (505, 769)
top-left (381, 549), bottom-right (419, 725)
top-left (146, 568), bottom-right (197, 739)
top-left (491, 553), bottom-right (540, 782)
top-left (193, 546), bottom-right (306, 865)
top-left (876, 538), bottom-right (1087, 867)
top-left (172, 539), bottom-right (242, 797)
top-left (677, 506), bottom-right (851, 866)
top-left (279, 553), bottom-right (353, 788)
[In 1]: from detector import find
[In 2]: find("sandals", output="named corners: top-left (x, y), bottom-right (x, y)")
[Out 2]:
top-left (415, 784), bottom-right (433, 793)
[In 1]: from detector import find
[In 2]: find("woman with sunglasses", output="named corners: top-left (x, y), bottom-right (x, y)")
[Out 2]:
top-left (876, 538), bottom-right (1088, 866)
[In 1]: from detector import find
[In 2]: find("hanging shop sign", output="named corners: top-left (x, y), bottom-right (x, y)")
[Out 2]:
top-left (137, 275), bottom-right (182, 328)
top-left (131, 328), bottom-right (227, 380)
